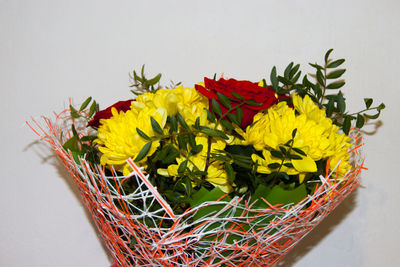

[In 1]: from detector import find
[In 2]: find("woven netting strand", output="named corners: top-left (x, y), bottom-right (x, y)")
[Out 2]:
top-left (28, 110), bottom-right (365, 267)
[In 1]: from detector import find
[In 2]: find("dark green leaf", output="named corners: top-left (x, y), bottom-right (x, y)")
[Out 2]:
top-left (225, 163), bottom-right (235, 182)
top-left (232, 91), bottom-right (244, 100)
top-left (178, 160), bottom-right (188, 174)
top-left (236, 108), bottom-right (243, 125)
top-left (150, 117), bottom-right (164, 135)
top-left (220, 119), bottom-right (234, 130)
top-left (184, 176), bottom-right (192, 196)
top-left (190, 144), bottom-right (203, 155)
top-left (292, 71), bottom-right (301, 83)
top-left (136, 128), bottom-right (151, 140)
top-left (227, 113), bottom-right (239, 125)
top-left (268, 163), bottom-right (281, 169)
top-left (284, 62), bottom-right (294, 79)
top-left (170, 115), bottom-right (178, 132)
top-left (283, 163), bottom-right (294, 168)
top-left (289, 64), bottom-right (300, 79)
top-left (356, 114), bottom-right (365, 128)
top-left (217, 92), bottom-right (231, 109)
top-left (199, 127), bottom-right (229, 139)
top-left (71, 125), bottom-right (79, 138)
top-left (292, 128), bottom-right (297, 138)
top-left (134, 142), bottom-right (152, 162)
top-left (316, 69), bottom-right (325, 87)
top-left (188, 133), bottom-right (196, 148)
top-left (327, 69), bottom-right (346, 79)
top-left (270, 66), bottom-right (279, 91)
top-left (309, 63), bottom-right (324, 70)
top-left (378, 103), bottom-right (386, 111)
top-left (327, 59), bottom-right (345, 68)
top-left (79, 97), bottom-right (92, 111)
top-left (147, 73), bottom-right (162, 85)
top-left (325, 48), bottom-right (334, 63)
top-left (177, 135), bottom-right (187, 150)
top-left (343, 116), bottom-right (352, 135)
top-left (80, 135), bottom-right (97, 142)
top-left (176, 113), bottom-right (189, 130)
top-left (326, 98), bottom-right (335, 117)
top-left (327, 81), bottom-right (345, 89)
top-left (279, 146), bottom-right (287, 154)
top-left (70, 105), bottom-right (80, 118)
top-left (270, 150), bottom-right (284, 159)
top-left (287, 154), bottom-right (302, 160)
top-left (292, 147), bottom-right (306, 156)
top-left (205, 108), bottom-right (216, 123)
top-left (162, 147), bottom-right (180, 164)
top-left (88, 101), bottom-right (97, 118)
top-left (364, 112), bottom-right (380, 119)
top-left (211, 98), bottom-right (222, 117)
top-left (337, 91), bottom-right (346, 113)
top-left (63, 135), bottom-right (80, 152)
top-left (364, 98), bottom-right (373, 109)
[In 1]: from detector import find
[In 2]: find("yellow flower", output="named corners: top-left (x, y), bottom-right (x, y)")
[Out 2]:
top-left (158, 136), bottom-right (233, 193)
top-left (240, 94), bottom-right (352, 181)
top-left (95, 105), bottom-right (167, 175)
top-left (133, 85), bottom-right (209, 126)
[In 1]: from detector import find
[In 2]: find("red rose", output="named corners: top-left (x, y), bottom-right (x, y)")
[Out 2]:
top-left (87, 99), bottom-right (133, 128)
top-left (195, 77), bottom-right (278, 128)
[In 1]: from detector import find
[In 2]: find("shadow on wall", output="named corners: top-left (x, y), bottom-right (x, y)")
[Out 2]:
top-left (25, 139), bottom-right (113, 264)
top-left (277, 188), bottom-right (358, 266)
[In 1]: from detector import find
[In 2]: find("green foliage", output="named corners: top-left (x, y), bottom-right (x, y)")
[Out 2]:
top-left (129, 65), bottom-right (162, 95)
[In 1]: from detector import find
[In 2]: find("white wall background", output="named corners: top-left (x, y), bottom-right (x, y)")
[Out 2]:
top-left (1, 0), bottom-right (398, 266)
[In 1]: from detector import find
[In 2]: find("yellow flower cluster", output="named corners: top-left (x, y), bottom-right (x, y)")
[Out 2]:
top-left (238, 93), bottom-right (352, 182)
top-left (95, 86), bottom-right (208, 175)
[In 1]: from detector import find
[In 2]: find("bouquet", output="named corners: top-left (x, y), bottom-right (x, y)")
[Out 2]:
top-left (29, 49), bottom-right (384, 266)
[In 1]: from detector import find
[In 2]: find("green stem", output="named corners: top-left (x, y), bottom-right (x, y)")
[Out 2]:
top-left (271, 140), bottom-right (294, 187)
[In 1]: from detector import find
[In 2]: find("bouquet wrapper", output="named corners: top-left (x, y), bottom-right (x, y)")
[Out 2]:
top-left (28, 110), bottom-right (365, 267)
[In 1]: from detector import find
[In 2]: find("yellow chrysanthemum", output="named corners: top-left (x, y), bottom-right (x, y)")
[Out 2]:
top-left (132, 85), bottom-right (209, 125)
top-left (241, 93), bottom-right (352, 181)
top-left (95, 106), bottom-right (168, 175)
top-left (158, 136), bottom-right (233, 193)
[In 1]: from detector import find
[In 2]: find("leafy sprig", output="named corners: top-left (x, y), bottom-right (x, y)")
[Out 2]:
top-left (129, 65), bottom-right (162, 95)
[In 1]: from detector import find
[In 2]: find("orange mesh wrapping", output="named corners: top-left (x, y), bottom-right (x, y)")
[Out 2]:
top-left (28, 110), bottom-right (364, 267)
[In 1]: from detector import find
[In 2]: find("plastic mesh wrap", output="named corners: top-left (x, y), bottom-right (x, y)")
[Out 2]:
top-left (28, 110), bottom-right (365, 267)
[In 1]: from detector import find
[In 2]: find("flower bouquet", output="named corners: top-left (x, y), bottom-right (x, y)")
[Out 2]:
top-left (29, 49), bottom-right (384, 266)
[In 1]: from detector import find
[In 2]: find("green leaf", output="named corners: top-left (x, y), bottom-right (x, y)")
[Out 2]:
top-left (270, 66), bottom-right (279, 91)
top-left (284, 62), bottom-right (294, 79)
top-left (316, 69), bottom-right (325, 87)
top-left (211, 98), bottom-right (222, 117)
top-left (364, 112), bottom-right (380, 119)
top-left (199, 127), bottom-right (229, 139)
top-left (147, 73), bottom-right (162, 85)
top-left (309, 63), bottom-right (324, 70)
top-left (268, 163), bottom-right (281, 169)
top-left (79, 97), bottom-right (92, 111)
top-left (190, 144), bottom-right (203, 155)
top-left (225, 163), bottom-right (235, 182)
top-left (270, 150), bottom-right (284, 159)
top-left (188, 133), bottom-right (196, 148)
top-left (289, 64), bottom-right (300, 79)
top-left (63, 135), bottom-right (80, 152)
top-left (378, 103), bottom-right (386, 111)
top-left (227, 113), bottom-right (239, 125)
top-left (292, 128), bottom-right (297, 138)
top-left (327, 69), bottom-right (346, 79)
top-left (343, 116), bottom-right (352, 135)
top-left (232, 91), bottom-right (244, 99)
top-left (292, 147), bottom-right (306, 156)
top-left (327, 81), bottom-right (345, 89)
top-left (134, 142), bottom-right (152, 162)
top-left (88, 101), bottom-right (97, 118)
top-left (283, 163), bottom-right (294, 168)
top-left (189, 187), bottom-right (231, 220)
top-left (177, 135), bottom-right (187, 150)
top-left (136, 128), bottom-right (151, 140)
top-left (287, 154), bottom-right (302, 160)
top-left (80, 135), bottom-right (97, 142)
top-left (150, 117), bottom-right (164, 135)
top-left (176, 113), bottom-right (189, 130)
top-left (205, 108), bottom-right (216, 123)
top-left (364, 98), bottom-right (373, 109)
top-left (356, 114), bottom-right (365, 128)
top-left (169, 115), bottom-right (178, 132)
top-left (70, 105), bottom-right (80, 118)
top-left (251, 183), bottom-right (307, 209)
top-left (279, 146), bottom-right (287, 154)
top-left (326, 98), bottom-right (335, 117)
top-left (178, 160), bottom-right (188, 174)
top-left (217, 92), bottom-right (231, 109)
top-left (236, 108), bottom-right (243, 125)
top-left (162, 147), bottom-right (180, 164)
top-left (325, 48), bottom-right (334, 63)
top-left (327, 59), bottom-right (345, 68)
top-left (184, 176), bottom-right (192, 196)
top-left (220, 119), bottom-right (234, 130)
top-left (337, 91), bottom-right (346, 113)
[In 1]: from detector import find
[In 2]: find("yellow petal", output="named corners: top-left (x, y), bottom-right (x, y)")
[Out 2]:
top-left (292, 156), bottom-right (317, 173)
